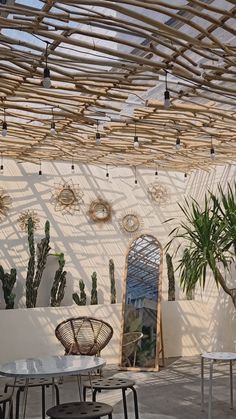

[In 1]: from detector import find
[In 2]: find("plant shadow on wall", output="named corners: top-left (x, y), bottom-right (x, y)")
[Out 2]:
top-left (165, 183), bottom-right (236, 310)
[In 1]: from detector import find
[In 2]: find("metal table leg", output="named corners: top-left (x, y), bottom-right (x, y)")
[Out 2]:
top-left (208, 360), bottom-right (214, 419)
top-left (230, 360), bottom-right (233, 409)
top-left (201, 356), bottom-right (204, 411)
top-left (22, 378), bottom-right (29, 419)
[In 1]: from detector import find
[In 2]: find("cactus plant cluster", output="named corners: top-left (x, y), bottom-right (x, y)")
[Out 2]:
top-left (90, 271), bottom-right (98, 305)
top-left (0, 266), bottom-right (16, 309)
top-left (72, 279), bottom-right (87, 306)
top-left (26, 218), bottom-right (51, 308)
top-left (50, 253), bottom-right (67, 307)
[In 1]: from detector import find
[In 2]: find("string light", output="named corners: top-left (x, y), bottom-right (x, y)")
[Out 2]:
top-left (133, 122), bottom-right (139, 148)
top-left (39, 160), bottom-right (42, 176)
top-left (164, 71), bottom-right (170, 109)
top-left (42, 42), bottom-right (51, 88)
top-left (96, 120), bottom-right (101, 145)
top-left (50, 108), bottom-right (56, 135)
top-left (2, 108), bottom-right (7, 137)
top-left (106, 164), bottom-right (109, 178)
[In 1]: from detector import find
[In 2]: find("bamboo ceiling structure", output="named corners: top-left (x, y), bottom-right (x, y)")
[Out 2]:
top-left (0, 0), bottom-right (236, 172)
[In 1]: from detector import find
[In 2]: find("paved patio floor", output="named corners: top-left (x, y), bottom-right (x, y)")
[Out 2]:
top-left (2, 356), bottom-right (236, 419)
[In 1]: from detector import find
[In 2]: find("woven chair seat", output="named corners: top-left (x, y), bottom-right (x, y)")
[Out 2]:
top-left (55, 317), bottom-right (113, 356)
top-left (47, 402), bottom-right (113, 419)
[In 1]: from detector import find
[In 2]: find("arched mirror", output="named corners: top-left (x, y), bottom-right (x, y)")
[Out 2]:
top-left (120, 234), bottom-right (163, 371)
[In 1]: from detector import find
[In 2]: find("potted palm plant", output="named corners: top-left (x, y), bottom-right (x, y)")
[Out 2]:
top-left (166, 184), bottom-right (236, 308)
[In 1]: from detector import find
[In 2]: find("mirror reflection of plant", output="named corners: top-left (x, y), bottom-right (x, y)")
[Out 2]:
top-left (166, 184), bottom-right (236, 308)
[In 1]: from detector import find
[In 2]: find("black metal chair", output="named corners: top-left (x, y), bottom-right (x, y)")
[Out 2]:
top-left (83, 377), bottom-right (139, 419)
top-left (4, 378), bottom-right (60, 419)
top-left (47, 401), bottom-right (113, 419)
top-left (0, 391), bottom-right (13, 419)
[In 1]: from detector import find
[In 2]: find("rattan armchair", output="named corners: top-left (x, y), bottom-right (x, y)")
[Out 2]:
top-left (122, 332), bottom-right (143, 367)
top-left (55, 316), bottom-right (113, 356)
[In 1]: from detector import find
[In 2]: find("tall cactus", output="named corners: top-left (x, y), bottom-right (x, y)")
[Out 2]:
top-left (26, 217), bottom-right (36, 307)
top-left (72, 279), bottom-right (87, 306)
top-left (90, 271), bottom-right (98, 305)
top-left (0, 266), bottom-right (16, 309)
top-left (109, 258), bottom-right (116, 304)
top-left (26, 218), bottom-right (51, 307)
top-left (50, 253), bottom-right (67, 307)
top-left (166, 253), bottom-right (175, 301)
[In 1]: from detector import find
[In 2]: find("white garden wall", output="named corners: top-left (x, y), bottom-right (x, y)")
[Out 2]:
top-left (0, 160), bottom-right (236, 362)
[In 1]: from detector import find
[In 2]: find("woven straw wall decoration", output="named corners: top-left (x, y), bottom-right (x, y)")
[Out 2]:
top-left (147, 182), bottom-right (169, 205)
top-left (0, 189), bottom-right (12, 222)
top-left (119, 211), bottom-right (143, 235)
top-left (18, 210), bottom-right (40, 231)
top-left (88, 197), bottom-right (113, 223)
top-left (52, 180), bottom-right (84, 215)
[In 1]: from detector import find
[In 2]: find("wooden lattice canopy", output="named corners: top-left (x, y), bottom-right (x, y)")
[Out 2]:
top-left (0, 0), bottom-right (236, 172)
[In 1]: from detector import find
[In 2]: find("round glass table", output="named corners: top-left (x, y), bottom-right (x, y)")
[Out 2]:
top-left (201, 352), bottom-right (236, 419)
top-left (0, 355), bottom-right (106, 419)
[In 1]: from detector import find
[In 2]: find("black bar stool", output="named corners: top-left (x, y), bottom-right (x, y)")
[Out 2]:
top-left (4, 378), bottom-right (60, 419)
top-left (0, 391), bottom-right (13, 419)
top-left (83, 377), bottom-right (139, 419)
top-left (47, 401), bottom-right (113, 419)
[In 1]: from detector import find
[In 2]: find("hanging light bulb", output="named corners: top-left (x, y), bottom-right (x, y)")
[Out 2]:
top-left (71, 158), bottom-right (75, 174)
top-left (0, 154), bottom-right (3, 173)
top-left (155, 168), bottom-right (158, 177)
top-left (50, 120), bottom-right (56, 135)
top-left (176, 137), bottom-right (181, 150)
top-left (134, 167), bottom-right (138, 184)
top-left (50, 109), bottom-right (56, 135)
top-left (210, 137), bottom-right (215, 159)
top-left (106, 164), bottom-right (109, 178)
top-left (164, 71), bottom-right (170, 109)
top-left (133, 122), bottom-right (139, 148)
top-left (96, 121), bottom-right (101, 145)
top-left (39, 160), bottom-right (42, 176)
top-left (42, 42), bottom-right (51, 88)
top-left (2, 108), bottom-right (7, 137)
top-left (184, 172), bottom-right (187, 180)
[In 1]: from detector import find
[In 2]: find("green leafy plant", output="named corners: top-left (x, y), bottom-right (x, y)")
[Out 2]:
top-left (109, 258), bottom-right (116, 304)
top-left (72, 279), bottom-right (87, 306)
top-left (166, 253), bottom-right (175, 301)
top-left (166, 184), bottom-right (236, 308)
top-left (26, 218), bottom-right (51, 308)
top-left (50, 253), bottom-right (67, 307)
top-left (90, 271), bottom-right (98, 305)
top-left (0, 266), bottom-right (16, 309)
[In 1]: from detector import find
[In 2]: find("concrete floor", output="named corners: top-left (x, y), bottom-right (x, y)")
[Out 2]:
top-left (2, 356), bottom-right (236, 419)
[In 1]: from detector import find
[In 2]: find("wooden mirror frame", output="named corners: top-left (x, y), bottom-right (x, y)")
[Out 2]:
top-left (119, 233), bottom-right (163, 371)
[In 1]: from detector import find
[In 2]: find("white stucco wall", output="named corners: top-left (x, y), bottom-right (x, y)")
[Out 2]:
top-left (0, 160), bottom-right (236, 361)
